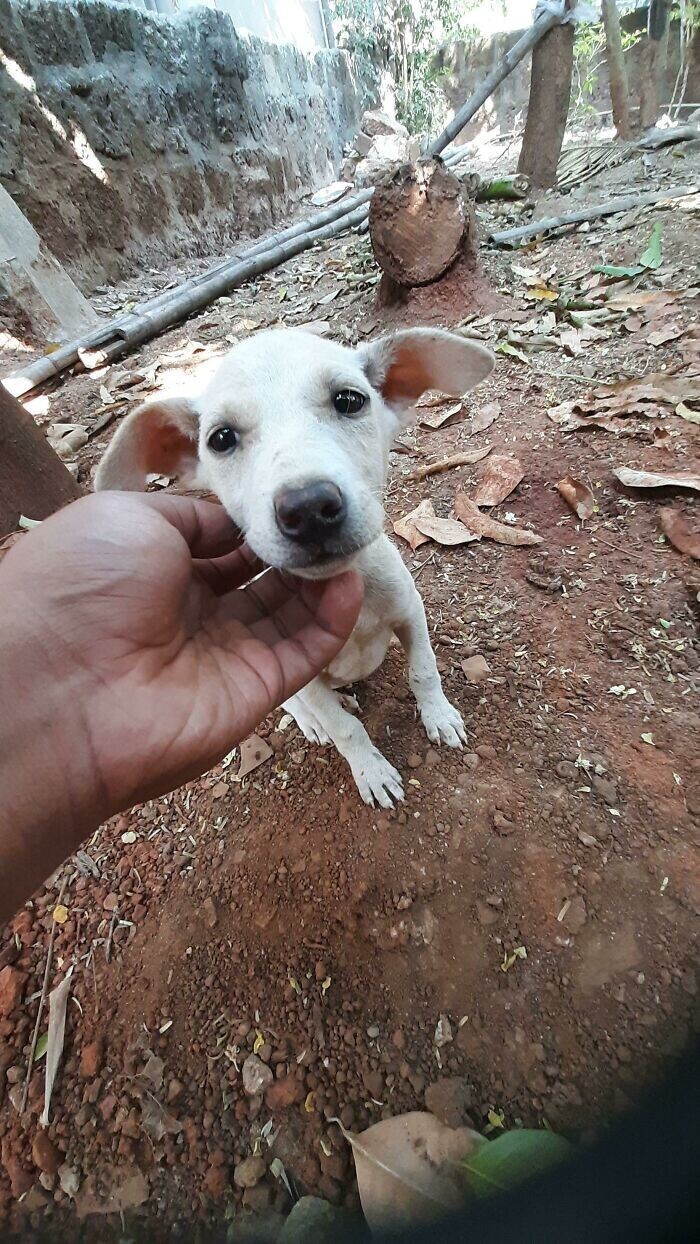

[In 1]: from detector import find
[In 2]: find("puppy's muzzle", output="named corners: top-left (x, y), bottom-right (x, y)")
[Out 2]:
top-left (274, 481), bottom-right (346, 547)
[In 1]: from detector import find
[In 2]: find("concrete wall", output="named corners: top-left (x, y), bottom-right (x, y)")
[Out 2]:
top-left (0, 0), bottom-right (370, 291)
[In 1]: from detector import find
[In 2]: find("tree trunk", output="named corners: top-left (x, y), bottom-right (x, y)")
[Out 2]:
top-left (368, 158), bottom-right (476, 290)
top-left (0, 384), bottom-right (82, 533)
top-left (517, 0), bottom-right (575, 189)
top-left (639, 0), bottom-right (672, 129)
top-left (602, 0), bottom-right (632, 138)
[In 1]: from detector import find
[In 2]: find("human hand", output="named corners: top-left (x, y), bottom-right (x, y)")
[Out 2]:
top-left (0, 492), bottom-right (362, 916)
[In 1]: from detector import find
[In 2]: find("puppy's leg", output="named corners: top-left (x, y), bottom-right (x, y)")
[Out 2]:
top-left (283, 693), bottom-right (330, 746)
top-left (395, 594), bottom-right (467, 749)
top-left (291, 680), bottom-right (404, 809)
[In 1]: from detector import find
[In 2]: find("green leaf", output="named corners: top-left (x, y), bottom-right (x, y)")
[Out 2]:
top-left (463, 1129), bottom-right (572, 1197)
top-left (496, 341), bottom-right (530, 365)
top-left (593, 263), bottom-right (643, 278)
top-left (34, 1032), bottom-right (49, 1062)
top-left (639, 221), bottom-right (663, 270)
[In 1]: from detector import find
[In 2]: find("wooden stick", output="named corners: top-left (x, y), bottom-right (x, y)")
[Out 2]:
top-left (20, 878), bottom-right (67, 1115)
top-left (409, 448), bottom-right (491, 481)
top-left (489, 184), bottom-right (699, 245)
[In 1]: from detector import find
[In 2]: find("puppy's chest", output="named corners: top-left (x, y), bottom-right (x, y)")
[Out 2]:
top-left (326, 601), bottom-right (395, 687)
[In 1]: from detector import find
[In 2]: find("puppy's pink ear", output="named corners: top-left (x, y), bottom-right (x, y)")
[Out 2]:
top-left (359, 328), bottom-right (494, 420)
top-left (95, 397), bottom-right (199, 492)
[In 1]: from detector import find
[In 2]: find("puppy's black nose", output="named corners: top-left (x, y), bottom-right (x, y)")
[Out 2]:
top-left (274, 481), bottom-right (346, 545)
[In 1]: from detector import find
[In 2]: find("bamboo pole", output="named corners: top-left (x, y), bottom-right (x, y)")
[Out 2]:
top-left (3, 7), bottom-right (567, 397)
top-left (489, 184), bottom-right (699, 246)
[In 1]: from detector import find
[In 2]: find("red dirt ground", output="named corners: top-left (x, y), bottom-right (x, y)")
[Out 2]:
top-left (1, 145), bottom-right (699, 1240)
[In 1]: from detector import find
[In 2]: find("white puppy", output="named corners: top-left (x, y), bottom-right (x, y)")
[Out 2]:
top-left (96, 327), bottom-right (494, 808)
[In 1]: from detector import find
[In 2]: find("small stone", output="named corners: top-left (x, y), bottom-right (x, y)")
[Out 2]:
top-left (242, 1054), bottom-right (273, 1097)
top-left (79, 1039), bottom-right (104, 1080)
top-left (485, 894), bottom-right (503, 908)
top-left (233, 1154), bottom-right (266, 1189)
top-left (204, 1161), bottom-right (229, 1199)
top-left (242, 1183), bottom-right (273, 1213)
top-left (362, 1069), bottom-right (384, 1100)
top-left (591, 774), bottom-right (619, 806)
top-left (476, 899), bottom-right (499, 927)
top-left (366, 1025), bottom-right (380, 1039)
top-left (407, 754), bottom-right (422, 770)
top-left (31, 1132), bottom-right (61, 1175)
top-left (578, 831), bottom-right (597, 848)
top-left (492, 811), bottom-right (515, 836)
top-left (280, 1196), bottom-right (348, 1243)
top-left (202, 898), bottom-right (218, 929)
top-left (103, 892), bottom-right (119, 912)
top-left (391, 1029), bottom-right (406, 1050)
top-left (166, 1078), bottom-right (185, 1105)
top-left (266, 1075), bottom-right (305, 1111)
top-left (0, 966), bottom-right (27, 1018)
top-left (556, 761), bottom-right (578, 781)
top-left (561, 896), bottom-right (587, 934)
top-left (461, 655), bottom-right (491, 682)
top-left (476, 744), bottom-right (497, 760)
top-left (463, 753), bottom-right (479, 770)
top-left (425, 1076), bottom-right (474, 1129)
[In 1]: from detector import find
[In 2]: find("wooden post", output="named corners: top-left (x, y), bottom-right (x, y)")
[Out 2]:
top-left (517, 0), bottom-right (575, 189)
top-left (639, 0), bottom-right (672, 129)
top-left (602, 0), bottom-right (632, 139)
top-left (0, 385), bottom-right (82, 534)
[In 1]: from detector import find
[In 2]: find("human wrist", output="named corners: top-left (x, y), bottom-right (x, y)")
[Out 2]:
top-left (0, 602), bottom-right (107, 917)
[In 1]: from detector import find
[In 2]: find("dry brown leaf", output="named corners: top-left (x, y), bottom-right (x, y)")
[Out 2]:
top-left (413, 514), bottom-right (479, 546)
top-left (607, 289), bottom-right (692, 313)
top-left (548, 369), bottom-right (700, 431)
top-left (417, 400), bottom-right (465, 430)
top-left (614, 466), bottom-right (700, 492)
top-left (454, 494), bottom-right (542, 545)
top-left (237, 734), bottom-right (273, 780)
top-left (676, 401), bottom-right (700, 425)
top-left (559, 327), bottom-right (583, 356)
top-left (472, 455), bottom-right (524, 506)
top-left (140, 1093), bottom-right (182, 1142)
top-left (393, 499), bottom-right (435, 550)
top-left (469, 401), bottom-right (501, 434)
top-left (556, 475), bottom-right (595, 520)
top-left (623, 315), bottom-right (643, 333)
top-left (660, 509), bottom-right (700, 559)
top-left (336, 1112), bottom-right (483, 1234)
top-left (40, 967), bottom-right (73, 1127)
top-left (646, 324), bottom-right (683, 347)
top-left (76, 1167), bottom-right (149, 1218)
top-left (409, 446), bottom-right (491, 482)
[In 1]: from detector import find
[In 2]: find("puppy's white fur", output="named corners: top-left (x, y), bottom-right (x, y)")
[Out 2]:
top-left (96, 327), bottom-right (494, 807)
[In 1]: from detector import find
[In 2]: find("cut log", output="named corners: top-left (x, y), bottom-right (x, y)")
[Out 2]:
top-left (0, 385), bottom-right (82, 533)
top-left (517, 0), bottom-right (575, 189)
top-left (602, 0), bottom-right (632, 139)
top-left (368, 159), bottom-right (476, 290)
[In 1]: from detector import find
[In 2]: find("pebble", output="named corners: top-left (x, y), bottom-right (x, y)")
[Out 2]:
top-left (202, 898), bottom-right (218, 929)
top-left (233, 1154), bottom-right (266, 1189)
top-left (242, 1054), bottom-right (273, 1097)
top-left (462, 753), bottom-right (479, 770)
top-left (0, 966), bottom-right (27, 1017)
top-left (366, 1025), bottom-right (380, 1039)
top-left (591, 773), bottom-right (619, 806)
top-left (265, 1075), bottom-right (304, 1110)
top-left (103, 893), bottom-right (119, 912)
top-left (31, 1132), bottom-right (61, 1175)
top-left (578, 831), bottom-right (598, 848)
top-left (407, 754), bottom-right (422, 770)
top-left (561, 896), bottom-right (587, 934)
top-left (556, 760), bottom-right (578, 781)
top-left (79, 1039), bottom-right (104, 1080)
top-left (425, 1076), bottom-right (474, 1129)
top-left (461, 655), bottom-right (491, 682)
top-left (492, 811), bottom-right (515, 836)
top-left (476, 744), bottom-right (497, 760)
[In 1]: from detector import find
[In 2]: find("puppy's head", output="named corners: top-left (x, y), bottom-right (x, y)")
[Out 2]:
top-left (95, 327), bottom-right (493, 577)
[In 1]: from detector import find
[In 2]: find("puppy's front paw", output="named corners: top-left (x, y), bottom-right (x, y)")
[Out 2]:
top-left (420, 697), bottom-right (468, 748)
top-left (351, 748), bottom-right (405, 809)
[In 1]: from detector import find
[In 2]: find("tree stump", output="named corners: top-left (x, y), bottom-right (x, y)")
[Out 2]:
top-left (368, 158), bottom-right (476, 305)
top-left (0, 384), bottom-right (82, 533)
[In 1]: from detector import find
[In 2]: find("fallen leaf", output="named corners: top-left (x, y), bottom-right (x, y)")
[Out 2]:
top-left (417, 399), bottom-right (465, 430)
top-left (41, 967), bottom-right (73, 1127)
top-left (140, 1093), bottom-right (182, 1142)
top-left (463, 1129), bottom-right (572, 1197)
top-left (469, 401), bottom-right (501, 433)
top-left (641, 732), bottom-right (655, 746)
top-left (414, 514), bottom-right (479, 546)
top-left (548, 369), bottom-right (700, 431)
top-left (335, 1112), bottom-right (484, 1233)
top-left (614, 466), bottom-right (700, 493)
top-left (559, 327), bottom-right (583, 356)
top-left (393, 500), bottom-right (435, 550)
top-left (434, 1015), bottom-right (453, 1047)
top-left (33, 1032), bottom-right (48, 1063)
top-left (409, 446), bottom-right (491, 482)
top-left (454, 495), bottom-right (542, 545)
top-left (647, 324), bottom-right (683, 347)
top-left (556, 476), bottom-right (595, 520)
top-left (236, 734), bottom-right (273, 780)
top-left (297, 320), bottom-right (331, 337)
top-left (496, 341), bottom-right (530, 365)
top-left (639, 220), bottom-right (663, 270)
top-left (676, 401), bottom-right (700, 424)
top-left (473, 455), bottom-right (524, 506)
top-left (660, 509), bottom-right (700, 559)
top-left (75, 1167), bottom-right (148, 1218)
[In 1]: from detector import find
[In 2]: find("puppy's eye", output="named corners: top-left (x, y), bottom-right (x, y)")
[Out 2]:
top-left (208, 426), bottom-right (238, 454)
top-left (333, 388), bottom-right (366, 416)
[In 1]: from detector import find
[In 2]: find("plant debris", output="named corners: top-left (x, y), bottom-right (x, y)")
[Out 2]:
top-left (660, 509), bottom-right (700, 559)
top-left (472, 456), bottom-right (524, 507)
top-left (454, 495), bottom-right (542, 546)
top-left (556, 476), bottom-right (596, 520)
top-left (409, 446), bottom-right (491, 482)
top-left (614, 467), bottom-right (700, 493)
